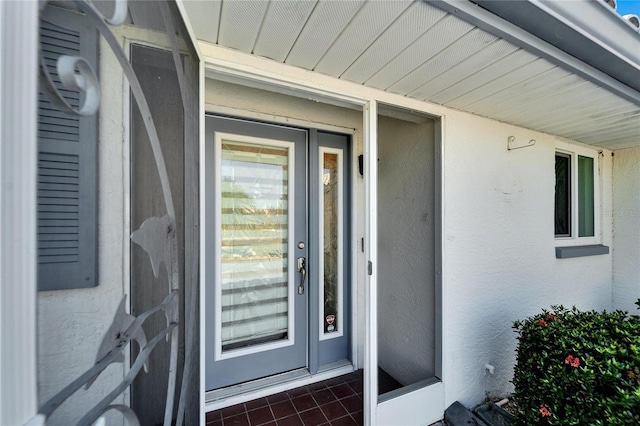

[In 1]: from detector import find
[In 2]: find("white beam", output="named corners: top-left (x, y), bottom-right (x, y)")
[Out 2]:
top-left (0, 1), bottom-right (39, 423)
top-left (363, 100), bottom-right (378, 426)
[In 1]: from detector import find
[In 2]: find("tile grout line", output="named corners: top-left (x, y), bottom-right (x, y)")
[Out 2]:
top-left (265, 400), bottom-right (276, 425)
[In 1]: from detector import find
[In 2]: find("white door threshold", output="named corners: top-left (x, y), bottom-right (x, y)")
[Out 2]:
top-left (205, 360), bottom-right (355, 413)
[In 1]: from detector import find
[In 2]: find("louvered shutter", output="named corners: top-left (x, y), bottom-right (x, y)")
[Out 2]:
top-left (38, 7), bottom-right (98, 291)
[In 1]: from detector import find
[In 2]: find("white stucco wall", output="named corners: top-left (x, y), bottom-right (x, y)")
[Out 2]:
top-left (440, 111), bottom-right (614, 407)
top-left (204, 78), bottom-right (368, 367)
top-left (612, 146), bottom-right (640, 313)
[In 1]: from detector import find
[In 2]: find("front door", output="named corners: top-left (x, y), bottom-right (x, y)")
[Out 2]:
top-left (205, 115), bottom-right (351, 391)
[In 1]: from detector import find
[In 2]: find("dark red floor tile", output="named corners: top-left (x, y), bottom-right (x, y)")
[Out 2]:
top-left (209, 371), bottom-right (367, 425)
top-left (287, 385), bottom-right (309, 398)
top-left (222, 404), bottom-right (246, 418)
top-left (270, 399), bottom-right (297, 419)
top-left (291, 394), bottom-right (317, 412)
top-left (319, 401), bottom-right (348, 421)
top-left (298, 407), bottom-right (329, 426)
top-left (225, 412), bottom-right (250, 426)
top-left (247, 405), bottom-right (275, 426)
top-left (207, 410), bottom-right (223, 422)
top-left (312, 388), bottom-right (336, 405)
top-left (245, 397), bottom-right (269, 411)
top-left (307, 381), bottom-right (328, 392)
top-left (346, 380), bottom-right (362, 394)
top-left (337, 395), bottom-right (361, 414)
top-left (330, 415), bottom-right (357, 426)
top-left (276, 414), bottom-right (303, 426)
top-left (267, 392), bottom-right (290, 405)
top-left (324, 377), bottom-right (346, 387)
top-left (329, 383), bottom-right (354, 400)
top-left (344, 372), bottom-right (361, 381)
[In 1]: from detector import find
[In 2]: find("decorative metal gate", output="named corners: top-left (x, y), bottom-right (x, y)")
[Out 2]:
top-left (30, 1), bottom-right (199, 424)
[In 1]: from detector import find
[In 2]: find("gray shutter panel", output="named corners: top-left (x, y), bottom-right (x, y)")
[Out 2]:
top-left (38, 7), bottom-right (98, 291)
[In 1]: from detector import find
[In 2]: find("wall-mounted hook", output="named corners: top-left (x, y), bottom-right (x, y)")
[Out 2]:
top-left (507, 136), bottom-right (536, 151)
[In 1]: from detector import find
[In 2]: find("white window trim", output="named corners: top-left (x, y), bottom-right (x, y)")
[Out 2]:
top-left (555, 140), bottom-right (601, 246)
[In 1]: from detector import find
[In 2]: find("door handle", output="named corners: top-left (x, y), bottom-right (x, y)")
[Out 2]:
top-left (297, 257), bottom-right (306, 295)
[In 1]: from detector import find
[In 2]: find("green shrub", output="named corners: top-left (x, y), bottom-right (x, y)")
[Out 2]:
top-left (512, 303), bottom-right (640, 425)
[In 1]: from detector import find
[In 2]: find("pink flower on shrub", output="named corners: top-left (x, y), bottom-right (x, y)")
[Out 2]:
top-left (538, 319), bottom-right (547, 326)
top-left (539, 404), bottom-right (551, 417)
top-left (565, 354), bottom-right (580, 367)
top-left (546, 313), bottom-right (557, 320)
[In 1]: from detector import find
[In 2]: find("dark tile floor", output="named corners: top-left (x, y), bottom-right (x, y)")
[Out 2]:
top-left (206, 369), bottom-right (404, 426)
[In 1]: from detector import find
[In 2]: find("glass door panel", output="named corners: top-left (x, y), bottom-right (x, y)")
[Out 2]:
top-left (315, 132), bottom-right (350, 368)
top-left (220, 141), bottom-right (291, 352)
top-left (320, 149), bottom-right (343, 339)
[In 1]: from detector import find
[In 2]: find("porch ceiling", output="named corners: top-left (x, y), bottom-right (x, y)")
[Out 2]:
top-left (183, 0), bottom-right (640, 149)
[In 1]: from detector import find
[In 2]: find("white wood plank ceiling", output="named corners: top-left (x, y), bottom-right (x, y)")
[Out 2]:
top-left (184, 0), bottom-right (640, 149)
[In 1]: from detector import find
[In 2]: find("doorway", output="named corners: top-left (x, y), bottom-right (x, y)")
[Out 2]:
top-left (205, 115), bottom-right (352, 392)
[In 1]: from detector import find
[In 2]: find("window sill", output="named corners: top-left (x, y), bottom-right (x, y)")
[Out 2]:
top-left (555, 244), bottom-right (609, 259)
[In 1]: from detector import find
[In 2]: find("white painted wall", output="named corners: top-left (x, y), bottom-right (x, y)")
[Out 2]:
top-left (204, 78), bottom-right (368, 367)
top-left (377, 114), bottom-right (436, 386)
top-left (440, 111), bottom-right (613, 407)
top-left (612, 146), bottom-right (640, 313)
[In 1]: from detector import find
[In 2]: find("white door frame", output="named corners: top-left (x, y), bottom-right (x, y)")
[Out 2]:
top-left (363, 100), bottom-right (379, 425)
top-left (199, 42), bottom-right (445, 425)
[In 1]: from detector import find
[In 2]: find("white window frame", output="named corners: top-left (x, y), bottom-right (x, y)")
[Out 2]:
top-left (555, 140), bottom-right (601, 246)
